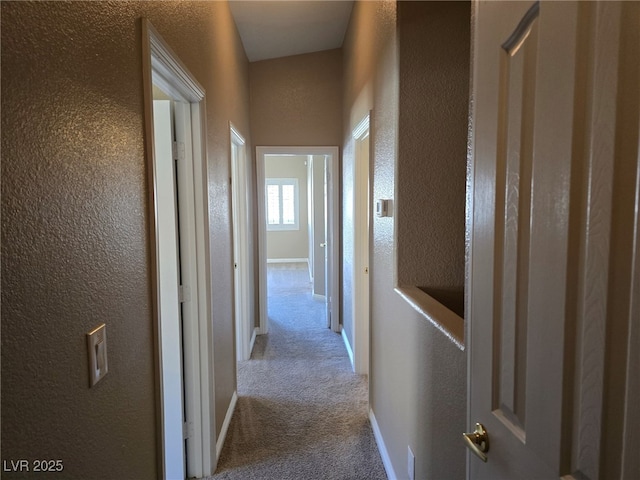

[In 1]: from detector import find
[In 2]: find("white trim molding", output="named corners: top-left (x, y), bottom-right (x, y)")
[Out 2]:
top-left (369, 409), bottom-right (397, 480)
top-left (342, 330), bottom-right (355, 372)
top-left (352, 112), bottom-right (371, 376)
top-left (249, 327), bottom-right (259, 357)
top-left (216, 391), bottom-right (238, 460)
top-left (266, 258), bottom-right (309, 264)
top-left (142, 18), bottom-right (216, 479)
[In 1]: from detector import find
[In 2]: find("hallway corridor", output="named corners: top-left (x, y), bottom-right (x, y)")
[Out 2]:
top-left (210, 263), bottom-right (386, 480)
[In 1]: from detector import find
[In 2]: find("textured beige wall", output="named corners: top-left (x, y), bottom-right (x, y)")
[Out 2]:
top-left (397, 1), bottom-right (469, 317)
top-left (343, 1), bottom-right (468, 478)
top-left (265, 156), bottom-right (309, 259)
top-left (249, 49), bottom-right (343, 147)
top-left (340, 0), bottom-right (387, 351)
top-left (1, 1), bottom-right (250, 477)
top-left (249, 48), bottom-right (342, 332)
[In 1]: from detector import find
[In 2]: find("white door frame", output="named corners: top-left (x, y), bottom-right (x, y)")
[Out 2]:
top-left (142, 19), bottom-right (216, 479)
top-left (230, 124), bottom-right (255, 361)
top-left (151, 98), bottom-right (185, 480)
top-left (307, 155), bottom-right (315, 283)
top-left (256, 146), bottom-right (340, 334)
top-left (323, 160), bottom-right (332, 328)
top-left (353, 114), bottom-right (371, 375)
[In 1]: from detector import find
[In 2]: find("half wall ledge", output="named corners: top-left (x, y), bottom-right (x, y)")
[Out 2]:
top-left (395, 286), bottom-right (465, 350)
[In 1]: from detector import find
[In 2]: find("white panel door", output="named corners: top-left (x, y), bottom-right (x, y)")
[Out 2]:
top-left (173, 100), bottom-right (201, 476)
top-left (469, 5), bottom-right (569, 475)
top-left (353, 120), bottom-right (370, 375)
top-left (324, 157), bottom-right (331, 329)
top-left (153, 100), bottom-right (186, 480)
top-left (231, 126), bottom-right (251, 361)
top-left (468, 1), bottom-right (637, 478)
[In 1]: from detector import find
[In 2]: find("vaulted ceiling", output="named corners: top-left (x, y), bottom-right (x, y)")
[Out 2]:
top-left (228, 1), bottom-right (354, 62)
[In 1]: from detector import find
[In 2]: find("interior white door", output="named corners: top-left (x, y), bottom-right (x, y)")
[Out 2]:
top-left (353, 119), bottom-right (370, 375)
top-left (310, 156), bottom-right (326, 301)
top-left (173, 100), bottom-right (204, 479)
top-left (153, 100), bottom-right (186, 480)
top-left (324, 157), bottom-right (331, 329)
top-left (231, 127), bottom-right (251, 361)
top-left (145, 21), bottom-right (215, 476)
top-left (231, 141), bottom-right (243, 359)
top-left (468, 1), bottom-right (637, 478)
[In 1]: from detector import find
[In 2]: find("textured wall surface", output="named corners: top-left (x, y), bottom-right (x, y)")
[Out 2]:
top-left (342, 1), bottom-right (468, 479)
top-left (397, 2), bottom-right (470, 312)
top-left (1, 1), bottom-right (251, 477)
top-left (249, 48), bottom-right (343, 333)
top-left (341, 0), bottom-right (383, 349)
top-left (249, 49), bottom-right (343, 147)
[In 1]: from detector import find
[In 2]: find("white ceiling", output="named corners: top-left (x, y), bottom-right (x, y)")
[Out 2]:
top-left (228, 0), bottom-right (355, 62)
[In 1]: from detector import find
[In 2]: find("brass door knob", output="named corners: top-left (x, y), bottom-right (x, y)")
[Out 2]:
top-left (463, 423), bottom-right (489, 462)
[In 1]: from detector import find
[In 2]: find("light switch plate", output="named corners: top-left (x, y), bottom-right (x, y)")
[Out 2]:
top-left (87, 324), bottom-right (108, 387)
top-left (376, 199), bottom-right (392, 217)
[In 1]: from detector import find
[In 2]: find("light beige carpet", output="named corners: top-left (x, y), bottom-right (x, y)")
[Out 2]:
top-left (210, 264), bottom-right (387, 480)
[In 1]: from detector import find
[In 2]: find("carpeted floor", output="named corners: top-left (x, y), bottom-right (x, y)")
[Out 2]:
top-left (209, 263), bottom-right (387, 480)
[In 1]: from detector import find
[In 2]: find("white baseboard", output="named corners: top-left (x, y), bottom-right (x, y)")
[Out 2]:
top-left (341, 329), bottom-right (355, 372)
top-left (266, 258), bottom-right (308, 264)
top-left (369, 408), bottom-right (398, 480)
top-left (249, 327), bottom-right (258, 356)
top-left (216, 391), bottom-right (238, 460)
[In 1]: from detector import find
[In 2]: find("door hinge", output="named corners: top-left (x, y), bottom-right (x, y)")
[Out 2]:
top-left (178, 285), bottom-right (191, 303)
top-left (172, 141), bottom-right (185, 162)
top-left (183, 421), bottom-right (194, 440)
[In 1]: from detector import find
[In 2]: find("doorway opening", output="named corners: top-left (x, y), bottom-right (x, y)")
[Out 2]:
top-left (231, 124), bottom-right (256, 362)
top-left (256, 147), bottom-right (340, 336)
top-left (263, 154), bottom-right (327, 330)
top-left (351, 114), bottom-right (371, 375)
top-left (142, 19), bottom-right (216, 478)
